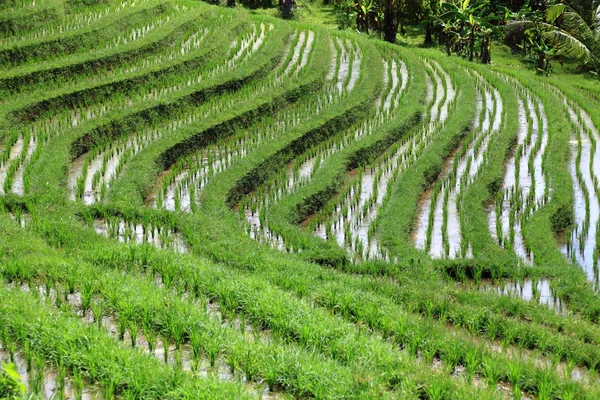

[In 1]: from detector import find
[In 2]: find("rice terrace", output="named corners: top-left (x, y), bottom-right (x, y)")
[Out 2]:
top-left (2, 0), bottom-right (600, 398)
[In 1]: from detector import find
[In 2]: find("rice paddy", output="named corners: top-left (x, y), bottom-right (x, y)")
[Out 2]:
top-left (2, 0), bottom-right (600, 398)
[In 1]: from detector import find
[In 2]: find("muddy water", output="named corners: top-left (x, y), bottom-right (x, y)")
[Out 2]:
top-left (498, 100), bottom-right (528, 242)
top-left (533, 102), bottom-right (548, 204)
top-left (82, 153), bottom-right (105, 205)
top-left (243, 207), bottom-right (286, 251)
top-left (425, 72), bottom-right (434, 105)
top-left (326, 40), bottom-right (337, 81)
top-left (154, 140), bottom-right (251, 211)
top-left (242, 156), bottom-right (321, 252)
top-left (517, 97), bottom-right (539, 200)
top-left (286, 156), bottom-right (317, 189)
top-left (397, 61), bottom-right (408, 110)
top-left (428, 188), bottom-right (446, 258)
top-left (228, 23), bottom-right (261, 67)
top-left (414, 194), bottom-right (432, 251)
top-left (69, 129), bottom-right (163, 204)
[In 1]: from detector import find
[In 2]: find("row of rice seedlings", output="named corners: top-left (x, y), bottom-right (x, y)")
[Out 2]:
top-left (415, 69), bottom-right (503, 259)
top-left (279, 30), bottom-right (315, 80)
top-left (0, 344), bottom-right (104, 400)
top-left (312, 58), bottom-right (455, 262)
top-left (488, 81), bottom-right (549, 265)
top-left (258, 55), bottom-right (408, 251)
top-left (0, 284), bottom-right (248, 399)
top-left (98, 242), bottom-right (600, 397)
top-left (0, 133), bottom-right (24, 193)
top-left (17, 20), bottom-right (217, 135)
top-left (2, 13), bottom-right (214, 108)
top-left (557, 88), bottom-right (600, 288)
top-left (70, 128), bottom-right (160, 204)
top-left (118, 25), bottom-right (209, 75)
top-left (0, 5), bottom-right (209, 99)
top-left (1, 286), bottom-right (101, 400)
top-left (150, 35), bottom-right (347, 215)
top-left (92, 215), bottom-right (188, 253)
top-left (244, 53), bottom-right (406, 252)
top-left (2, 258), bottom-right (376, 398)
top-left (0, 4), bottom-right (175, 70)
top-left (238, 40), bottom-right (371, 249)
top-left (25, 19), bottom-right (259, 139)
top-left (0, 0), bottom-right (142, 46)
top-left (9, 281), bottom-right (260, 395)
top-left (0, 0), bottom-right (38, 13)
top-left (0, 130), bottom-right (42, 196)
top-left (64, 249), bottom-right (513, 398)
top-left (67, 24), bottom-right (275, 204)
top-left (231, 246), bottom-right (600, 393)
top-left (476, 277), bottom-right (564, 313)
top-left (1, 200), bottom-right (31, 228)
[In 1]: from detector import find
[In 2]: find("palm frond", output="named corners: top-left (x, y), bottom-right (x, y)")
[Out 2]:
top-left (546, 3), bottom-right (566, 24)
top-left (544, 29), bottom-right (593, 61)
top-left (593, 3), bottom-right (600, 38)
top-left (559, 11), bottom-right (596, 46)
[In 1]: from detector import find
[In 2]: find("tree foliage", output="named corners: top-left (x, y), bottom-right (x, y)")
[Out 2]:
top-left (436, 0), bottom-right (501, 63)
top-left (505, 1), bottom-right (600, 74)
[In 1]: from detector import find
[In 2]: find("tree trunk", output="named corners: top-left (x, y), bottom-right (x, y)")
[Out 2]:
top-left (536, 52), bottom-right (546, 74)
top-left (383, 9), bottom-right (398, 43)
top-left (469, 27), bottom-right (475, 61)
top-left (424, 21), bottom-right (433, 45)
top-left (480, 35), bottom-right (491, 64)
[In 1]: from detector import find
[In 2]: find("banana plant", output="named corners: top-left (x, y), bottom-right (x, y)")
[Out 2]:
top-left (355, 0), bottom-right (377, 32)
top-left (438, 0), bottom-right (500, 62)
top-left (505, 2), bottom-right (600, 73)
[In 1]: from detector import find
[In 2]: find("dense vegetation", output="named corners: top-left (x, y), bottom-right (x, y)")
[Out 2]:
top-left (1, 0), bottom-right (600, 399)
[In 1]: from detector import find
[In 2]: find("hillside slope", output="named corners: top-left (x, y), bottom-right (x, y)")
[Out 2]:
top-left (1, 0), bottom-right (600, 398)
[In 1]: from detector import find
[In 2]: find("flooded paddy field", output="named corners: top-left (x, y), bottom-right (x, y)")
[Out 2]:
top-left (3, 0), bottom-right (600, 398)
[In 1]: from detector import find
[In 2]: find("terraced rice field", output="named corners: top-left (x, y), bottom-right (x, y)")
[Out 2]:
top-left (2, 0), bottom-right (600, 399)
